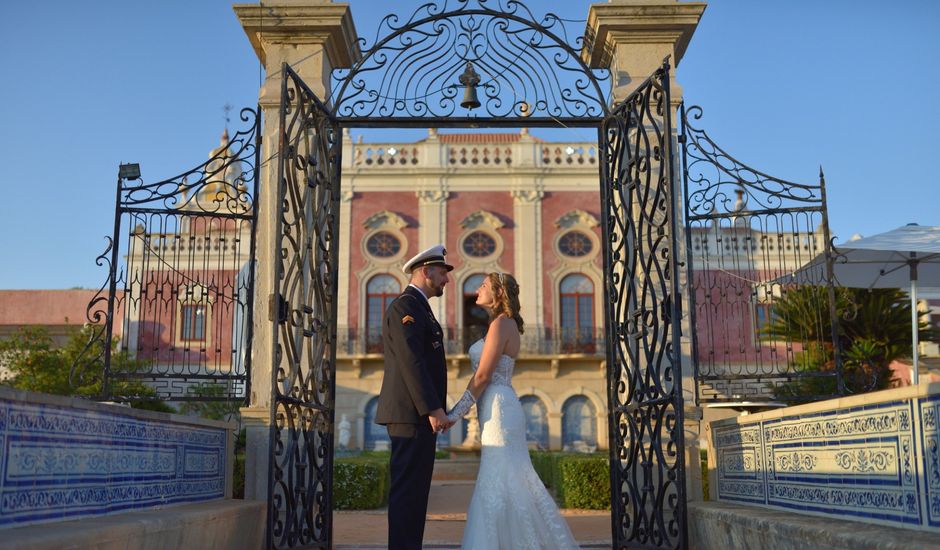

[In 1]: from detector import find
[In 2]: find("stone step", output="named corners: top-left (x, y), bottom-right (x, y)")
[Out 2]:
top-left (432, 458), bottom-right (480, 480)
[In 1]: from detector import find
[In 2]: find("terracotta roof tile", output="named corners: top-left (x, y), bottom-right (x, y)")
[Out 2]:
top-left (433, 133), bottom-right (544, 144)
top-left (0, 290), bottom-right (119, 326)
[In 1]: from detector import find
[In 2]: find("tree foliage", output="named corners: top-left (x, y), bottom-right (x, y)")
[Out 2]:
top-left (764, 286), bottom-right (934, 402)
top-left (177, 382), bottom-right (242, 422)
top-left (0, 326), bottom-right (173, 412)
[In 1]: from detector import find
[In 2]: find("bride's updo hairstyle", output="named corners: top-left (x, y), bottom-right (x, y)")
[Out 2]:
top-left (488, 272), bottom-right (525, 334)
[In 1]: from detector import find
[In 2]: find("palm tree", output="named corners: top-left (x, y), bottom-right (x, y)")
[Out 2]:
top-left (763, 286), bottom-right (932, 402)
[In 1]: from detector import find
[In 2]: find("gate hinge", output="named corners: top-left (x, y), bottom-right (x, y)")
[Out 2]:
top-left (677, 134), bottom-right (686, 144)
top-left (269, 293), bottom-right (288, 323)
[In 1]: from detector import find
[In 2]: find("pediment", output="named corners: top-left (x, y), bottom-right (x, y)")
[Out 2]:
top-left (555, 209), bottom-right (599, 229)
top-left (363, 210), bottom-right (408, 230)
top-left (460, 210), bottom-right (505, 230)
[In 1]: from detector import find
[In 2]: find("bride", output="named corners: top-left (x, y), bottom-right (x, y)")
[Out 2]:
top-left (447, 272), bottom-right (578, 549)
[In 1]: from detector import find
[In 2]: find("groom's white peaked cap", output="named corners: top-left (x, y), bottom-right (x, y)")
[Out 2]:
top-left (402, 244), bottom-right (454, 274)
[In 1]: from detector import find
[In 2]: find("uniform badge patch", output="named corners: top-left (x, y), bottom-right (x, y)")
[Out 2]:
top-left (401, 315), bottom-right (415, 324)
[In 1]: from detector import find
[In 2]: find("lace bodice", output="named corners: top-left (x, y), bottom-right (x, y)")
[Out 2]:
top-left (468, 339), bottom-right (515, 387)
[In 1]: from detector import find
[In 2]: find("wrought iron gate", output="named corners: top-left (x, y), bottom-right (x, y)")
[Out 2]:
top-left (73, 109), bottom-right (260, 404)
top-left (600, 61), bottom-right (688, 549)
top-left (679, 104), bottom-right (843, 404)
top-left (267, 65), bottom-right (343, 549)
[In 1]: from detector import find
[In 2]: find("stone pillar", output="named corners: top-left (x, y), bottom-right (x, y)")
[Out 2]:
top-left (416, 189), bottom-right (450, 321)
top-left (585, 0), bottom-right (706, 503)
top-left (584, 0), bottom-right (706, 102)
top-left (547, 412), bottom-right (563, 451)
top-left (337, 187), bottom-right (354, 338)
top-left (233, 0), bottom-right (360, 501)
top-left (511, 189), bottom-right (544, 329)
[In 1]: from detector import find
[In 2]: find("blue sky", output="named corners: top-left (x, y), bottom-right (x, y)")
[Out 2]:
top-left (1, 0), bottom-right (937, 289)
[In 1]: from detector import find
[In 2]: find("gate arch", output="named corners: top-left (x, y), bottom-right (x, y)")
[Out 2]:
top-left (328, 0), bottom-right (611, 126)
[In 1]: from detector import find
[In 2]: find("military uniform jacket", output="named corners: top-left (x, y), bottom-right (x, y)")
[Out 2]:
top-left (375, 285), bottom-right (447, 425)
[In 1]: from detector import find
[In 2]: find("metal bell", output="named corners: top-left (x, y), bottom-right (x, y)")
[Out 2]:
top-left (458, 61), bottom-right (482, 110)
top-left (461, 86), bottom-right (481, 110)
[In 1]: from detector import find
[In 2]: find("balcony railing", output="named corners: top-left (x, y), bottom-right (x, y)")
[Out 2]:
top-left (336, 326), bottom-right (606, 357)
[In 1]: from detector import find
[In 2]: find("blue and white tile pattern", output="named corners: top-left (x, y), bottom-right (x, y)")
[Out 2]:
top-left (0, 396), bottom-right (227, 528)
top-left (713, 396), bottom-right (937, 532)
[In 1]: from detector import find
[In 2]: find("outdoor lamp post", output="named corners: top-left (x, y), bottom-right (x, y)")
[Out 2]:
top-left (118, 163), bottom-right (141, 180)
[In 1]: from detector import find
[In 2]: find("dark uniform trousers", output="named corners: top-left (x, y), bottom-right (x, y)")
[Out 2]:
top-left (377, 286), bottom-right (447, 549)
top-left (388, 422), bottom-right (437, 550)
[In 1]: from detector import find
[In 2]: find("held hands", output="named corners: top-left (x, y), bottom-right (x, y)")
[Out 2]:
top-left (428, 409), bottom-right (454, 434)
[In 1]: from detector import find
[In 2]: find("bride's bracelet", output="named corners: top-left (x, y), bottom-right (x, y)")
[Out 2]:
top-left (447, 390), bottom-right (476, 423)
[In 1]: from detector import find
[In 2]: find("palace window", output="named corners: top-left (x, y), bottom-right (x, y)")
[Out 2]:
top-left (366, 231), bottom-right (402, 258)
top-left (180, 304), bottom-right (207, 342)
top-left (559, 274), bottom-right (594, 353)
top-left (754, 303), bottom-right (777, 331)
top-left (364, 396), bottom-right (390, 451)
top-left (366, 274), bottom-right (400, 352)
top-left (520, 395), bottom-right (549, 450)
top-left (558, 231), bottom-right (593, 257)
top-left (462, 231), bottom-right (497, 258)
top-left (462, 274), bottom-right (489, 351)
top-left (562, 395), bottom-right (597, 451)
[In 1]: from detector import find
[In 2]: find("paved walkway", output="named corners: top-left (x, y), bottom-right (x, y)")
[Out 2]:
top-left (334, 480), bottom-right (611, 549)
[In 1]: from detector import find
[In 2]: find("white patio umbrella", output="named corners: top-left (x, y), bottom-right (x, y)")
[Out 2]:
top-left (777, 224), bottom-right (940, 384)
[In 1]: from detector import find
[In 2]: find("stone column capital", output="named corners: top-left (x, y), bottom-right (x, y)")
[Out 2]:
top-left (233, 2), bottom-right (361, 69)
top-left (511, 189), bottom-right (544, 203)
top-left (416, 189), bottom-right (450, 203)
top-left (582, 1), bottom-right (706, 69)
top-left (240, 406), bottom-right (272, 426)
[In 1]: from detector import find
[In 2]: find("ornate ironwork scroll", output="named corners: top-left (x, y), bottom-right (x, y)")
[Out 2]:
top-left (268, 64), bottom-right (341, 550)
top-left (600, 61), bottom-right (687, 550)
top-left (680, 104), bottom-right (843, 403)
top-left (330, 0), bottom-right (611, 126)
top-left (73, 109), bottom-right (260, 403)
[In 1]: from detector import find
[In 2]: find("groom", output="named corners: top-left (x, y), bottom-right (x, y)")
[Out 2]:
top-left (376, 244), bottom-right (453, 549)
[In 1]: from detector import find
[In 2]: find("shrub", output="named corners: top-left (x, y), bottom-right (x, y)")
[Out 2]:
top-left (555, 454), bottom-right (610, 509)
top-left (529, 451), bottom-right (557, 490)
top-left (333, 457), bottom-right (389, 510)
top-left (530, 451), bottom-right (610, 510)
top-left (231, 428), bottom-right (246, 499)
top-left (700, 448), bottom-right (709, 501)
top-left (233, 452), bottom-right (246, 499)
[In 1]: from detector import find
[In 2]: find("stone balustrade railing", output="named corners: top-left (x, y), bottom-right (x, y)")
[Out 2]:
top-left (345, 139), bottom-right (597, 170)
top-left (707, 382), bottom-right (940, 533)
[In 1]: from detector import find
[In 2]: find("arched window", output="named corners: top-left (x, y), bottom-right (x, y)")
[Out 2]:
top-left (562, 395), bottom-right (597, 451)
top-left (462, 274), bottom-right (489, 352)
top-left (367, 274), bottom-right (400, 352)
top-left (364, 396), bottom-right (390, 451)
top-left (559, 274), bottom-right (594, 353)
top-left (520, 395), bottom-right (549, 450)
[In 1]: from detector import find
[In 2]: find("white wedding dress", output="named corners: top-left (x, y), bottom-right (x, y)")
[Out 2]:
top-left (461, 339), bottom-right (578, 550)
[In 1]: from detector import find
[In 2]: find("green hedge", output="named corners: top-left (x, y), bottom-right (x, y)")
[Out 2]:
top-left (529, 452), bottom-right (610, 510)
top-left (232, 429), bottom-right (246, 499)
top-left (233, 452), bottom-right (245, 499)
top-left (557, 455), bottom-right (609, 509)
top-left (701, 449), bottom-right (709, 501)
top-left (530, 451), bottom-right (558, 490)
top-left (333, 457), bottom-right (390, 510)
